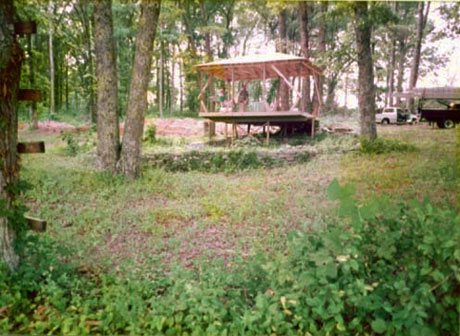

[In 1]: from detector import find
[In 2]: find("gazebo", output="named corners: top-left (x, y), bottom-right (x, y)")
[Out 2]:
top-left (196, 53), bottom-right (323, 140)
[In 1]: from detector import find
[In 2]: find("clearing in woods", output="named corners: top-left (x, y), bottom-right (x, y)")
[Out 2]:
top-left (18, 122), bottom-right (457, 272)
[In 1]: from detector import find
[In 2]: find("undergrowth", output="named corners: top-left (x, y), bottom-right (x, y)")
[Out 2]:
top-left (359, 137), bottom-right (417, 155)
top-left (1, 181), bottom-right (458, 335)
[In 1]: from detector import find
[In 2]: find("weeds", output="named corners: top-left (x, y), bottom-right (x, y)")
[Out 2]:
top-left (359, 137), bottom-right (417, 154)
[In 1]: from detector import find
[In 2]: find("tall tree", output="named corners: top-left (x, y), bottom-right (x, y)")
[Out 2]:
top-left (75, 0), bottom-right (96, 123)
top-left (353, 1), bottom-right (377, 139)
top-left (27, 33), bottom-right (38, 129)
top-left (94, 0), bottom-right (120, 173)
top-left (0, 0), bottom-right (23, 270)
top-left (48, 1), bottom-right (55, 116)
top-left (298, 1), bottom-right (311, 112)
top-left (409, 2), bottom-right (430, 90)
top-left (278, 9), bottom-right (289, 111)
top-left (313, 2), bottom-right (327, 112)
top-left (119, 0), bottom-right (161, 178)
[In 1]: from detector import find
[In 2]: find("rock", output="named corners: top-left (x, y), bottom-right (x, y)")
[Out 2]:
top-left (185, 142), bottom-right (206, 150)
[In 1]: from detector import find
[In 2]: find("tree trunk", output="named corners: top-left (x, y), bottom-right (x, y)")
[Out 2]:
top-left (179, 48), bottom-right (184, 112)
top-left (0, 0), bottom-right (23, 270)
top-left (170, 44), bottom-right (175, 114)
top-left (159, 38), bottom-right (163, 118)
top-left (325, 78), bottom-right (337, 110)
top-left (313, 2), bottom-right (327, 113)
top-left (278, 9), bottom-right (289, 111)
top-left (48, 1), bottom-right (55, 116)
top-left (388, 27), bottom-right (397, 106)
top-left (88, 11), bottom-right (96, 123)
top-left (65, 62), bottom-right (69, 112)
top-left (298, 2), bottom-right (311, 113)
top-left (396, 39), bottom-right (406, 107)
top-left (27, 34), bottom-right (38, 129)
top-left (386, 1), bottom-right (399, 107)
top-left (354, 1), bottom-right (377, 140)
top-left (119, 0), bottom-right (161, 178)
top-left (199, 0), bottom-right (215, 135)
top-left (409, 1), bottom-right (429, 112)
top-left (94, 0), bottom-right (120, 173)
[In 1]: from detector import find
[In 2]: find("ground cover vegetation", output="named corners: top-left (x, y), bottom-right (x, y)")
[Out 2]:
top-left (1, 0), bottom-right (460, 334)
top-left (0, 125), bottom-right (457, 334)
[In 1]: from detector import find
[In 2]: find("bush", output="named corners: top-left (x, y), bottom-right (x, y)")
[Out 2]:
top-left (60, 133), bottom-right (79, 156)
top-left (360, 137), bottom-right (417, 154)
top-left (144, 124), bottom-right (157, 144)
top-left (146, 150), bottom-right (265, 173)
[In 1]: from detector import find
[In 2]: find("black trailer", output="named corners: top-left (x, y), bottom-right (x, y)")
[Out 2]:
top-left (420, 104), bottom-right (460, 129)
top-left (394, 87), bottom-right (460, 129)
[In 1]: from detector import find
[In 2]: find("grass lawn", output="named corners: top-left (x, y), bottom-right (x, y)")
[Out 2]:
top-left (18, 122), bottom-right (457, 273)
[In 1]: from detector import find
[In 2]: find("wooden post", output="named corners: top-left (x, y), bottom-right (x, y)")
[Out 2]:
top-left (311, 117), bottom-right (315, 138)
top-left (231, 67), bottom-right (235, 110)
top-left (25, 216), bottom-right (47, 232)
top-left (266, 122), bottom-right (270, 145)
top-left (17, 141), bottom-right (45, 154)
top-left (262, 63), bottom-right (270, 111)
top-left (198, 74), bottom-right (209, 113)
top-left (18, 89), bottom-right (42, 102)
top-left (209, 74), bottom-right (216, 137)
top-left (14, 21), bottom-right (37, 36)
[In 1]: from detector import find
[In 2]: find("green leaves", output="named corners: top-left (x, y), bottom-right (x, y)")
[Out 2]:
top-left (327, 179), bottom-right (355, 201)
top-left (371, 318), bottom-right (387, 334)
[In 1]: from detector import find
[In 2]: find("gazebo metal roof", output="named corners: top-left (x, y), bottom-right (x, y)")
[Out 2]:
top-left (196, 53), bottom-right (322, 81)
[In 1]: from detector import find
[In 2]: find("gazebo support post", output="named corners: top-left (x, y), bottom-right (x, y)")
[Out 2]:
top-left (266, 122), bottom-right (270, 145)
top-left (262, 63), bottom-right (270, 111)
top-left (231, 67), bottom-right (235, 111)
top-left (311, 77), bottom-right (322, 138)
top-left (209, 75), bottom-right (216, 137)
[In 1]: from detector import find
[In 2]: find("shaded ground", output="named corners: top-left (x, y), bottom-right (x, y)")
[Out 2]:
top-left (18, 121), bottom-right (457, 272)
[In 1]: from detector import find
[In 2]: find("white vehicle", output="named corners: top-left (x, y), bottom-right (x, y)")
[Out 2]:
top-left (375, 107), bottom-right (411, 125)
top-left (407, 113), bottom-right (419, 124)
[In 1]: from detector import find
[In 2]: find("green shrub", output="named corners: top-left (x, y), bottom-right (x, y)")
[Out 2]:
top-left (360, 137), bottom-right (417, 154)
top-left (60, 133), bottom-right (79, 156)
top-left (144, 124), bottom-right (157, 144)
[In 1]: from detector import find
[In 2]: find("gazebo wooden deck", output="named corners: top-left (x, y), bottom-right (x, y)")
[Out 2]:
top-left (196, 53), bottom-right (323, 140)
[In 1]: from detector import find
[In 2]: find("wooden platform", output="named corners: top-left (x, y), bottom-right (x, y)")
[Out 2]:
top-left (199, 111), bottom-right (314, 125)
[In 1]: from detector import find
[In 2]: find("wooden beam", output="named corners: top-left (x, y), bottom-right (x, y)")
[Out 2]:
top-left (198, 80), bottom-right (209, 100)
top-left (18, 89), bottom-right (42, 102)
top-left (262, 64), bottom-right (271, 111)
top-left (271, 65), bottom-right (300, 95)
top-left (14, 21), bottom-right (37, 36)
top-left (17, 141), bottom-right (45, 154)
top-left (25, 216), bottom-right (47, 232)
top-left (313, 77), bottom-right (322, 116)
top-left (272, 65), bottom-right (303, 112)
top-left (302, 61), bottom-right (322, 76)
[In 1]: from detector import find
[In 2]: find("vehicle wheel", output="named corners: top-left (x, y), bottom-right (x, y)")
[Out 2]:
top-left (382, 119), bottom-right (390, 125)
top-left (437, 121), bottom-right (445, 129)
top-left (444, 119), bottom-right (455, 129)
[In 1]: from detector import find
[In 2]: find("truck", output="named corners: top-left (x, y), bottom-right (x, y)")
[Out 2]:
top-left (375, 107), bottom-right (418, 125)
top-left (396, 87), bottom-right (460, 129)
